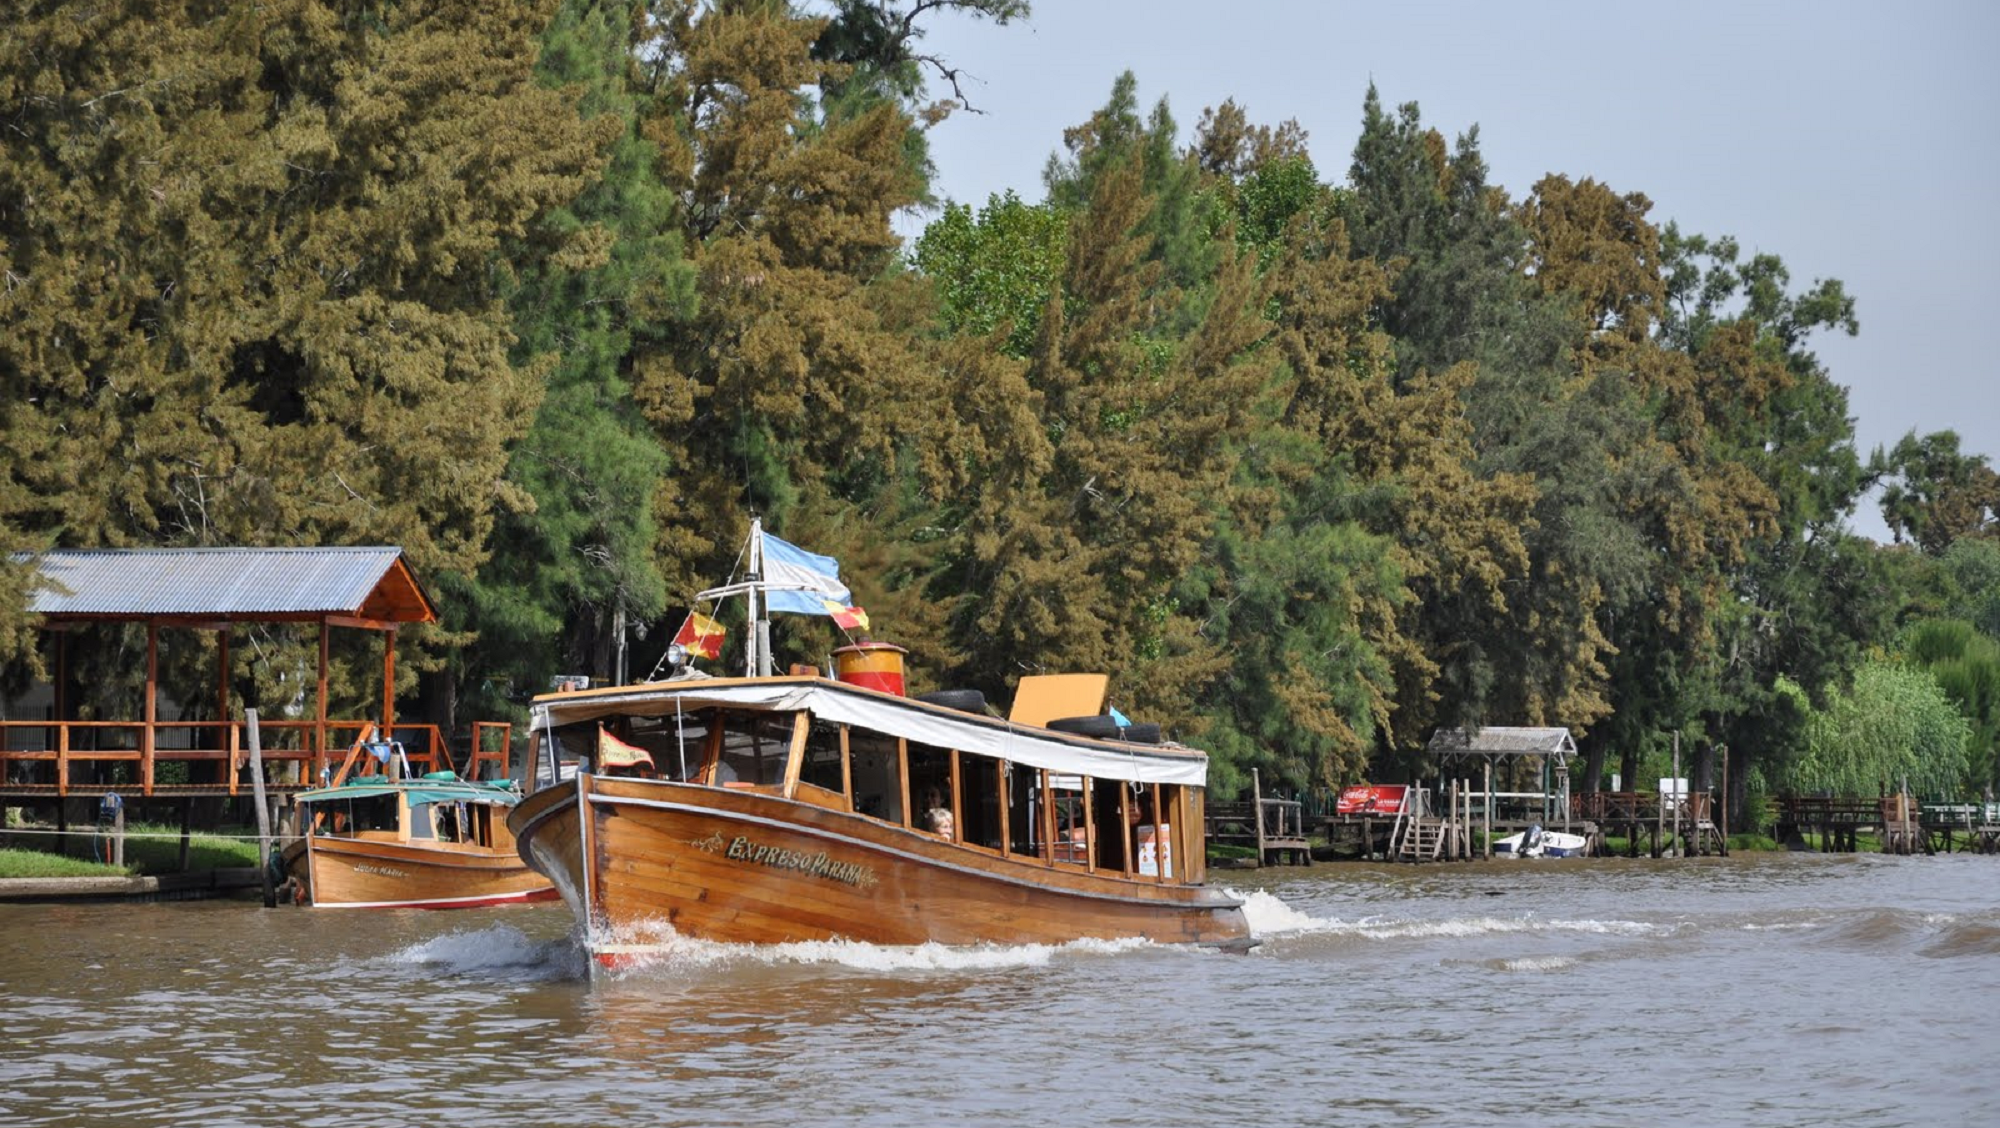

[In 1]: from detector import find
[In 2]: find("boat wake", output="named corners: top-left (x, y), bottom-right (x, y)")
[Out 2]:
top-left (386, 924), bottom-right (588, 981)
top-left (1229, 888), bottom-right (1663, 943)
top-left (589, 919), bottom-right (1158, 976)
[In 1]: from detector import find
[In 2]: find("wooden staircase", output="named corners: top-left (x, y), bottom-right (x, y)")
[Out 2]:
top-left (1396, 817), bottom-right (1448, 861)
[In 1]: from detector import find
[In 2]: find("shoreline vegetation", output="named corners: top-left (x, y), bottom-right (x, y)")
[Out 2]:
top-left (1, 2), bottom-right (1994, 862)
top-left (0, 826), bottom-right (1836, 881)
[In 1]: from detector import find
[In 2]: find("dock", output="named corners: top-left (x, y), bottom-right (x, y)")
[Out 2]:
top-left (1205, 769), bottom-right (1312, 866)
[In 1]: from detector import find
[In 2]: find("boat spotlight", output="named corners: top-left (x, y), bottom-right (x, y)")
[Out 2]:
top-left (665, 642), bottom-right (689, 674)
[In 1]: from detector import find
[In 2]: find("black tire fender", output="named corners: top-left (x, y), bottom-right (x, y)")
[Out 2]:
top-left (916, 688), bottom-right (988, 713)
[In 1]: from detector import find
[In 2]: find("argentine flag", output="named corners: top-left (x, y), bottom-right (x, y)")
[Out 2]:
top-left (760, 531), bottom-right (852, 615)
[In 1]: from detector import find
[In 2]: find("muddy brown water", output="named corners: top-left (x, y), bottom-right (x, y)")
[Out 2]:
top-left (2, 852), bottom-right (1995, 1126)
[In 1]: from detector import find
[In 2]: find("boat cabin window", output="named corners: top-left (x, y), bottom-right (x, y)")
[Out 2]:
top-left (908, 743), bottom-right (953, 838)
top-left (1050, 776), bottom-right (1088, 864)
top-left (713, 711), bottom-right (793, 788)
top-left (310, 794), bottom-right (399, 837)
top-left (956, 751), bottom-right (1002, 850)
top-left (798, 718), bottom-right (846, 797)
top-left (847, 730), bottom-right (904, 823)
top-left (418, 801), bottom-right (474, 843)
top-left (1006, 764), bottom-right (1042, 859)
top-left (1092, 782), bottom-right (1135, 871)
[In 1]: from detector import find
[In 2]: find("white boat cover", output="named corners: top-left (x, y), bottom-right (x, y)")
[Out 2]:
top-left (531, 678), bottom-right (1208, 787)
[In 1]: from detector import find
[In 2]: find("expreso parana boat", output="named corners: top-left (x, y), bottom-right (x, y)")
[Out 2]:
top-left (508, 523), bottom-right (1251, 964)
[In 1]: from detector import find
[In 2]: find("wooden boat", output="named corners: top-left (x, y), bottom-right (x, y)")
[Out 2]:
top-left (509, 522), bottom-right (1250, 965)
top-left (283, 764), bottom-right (556, 909)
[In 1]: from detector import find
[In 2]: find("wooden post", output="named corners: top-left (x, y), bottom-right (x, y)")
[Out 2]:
top-left (1483, 762), bottom-right (1493, 859)
top-left (1082, 776), bottom-right (1097, 873)
top-left (143, 622), bottom-right (158, 796)
top-left (1041, 769), bottom-right (1056, 866)
top-left (997, 759), bottom-right (1011, 856)
top-left (178, 797), bottom-right (192, 872)
top-left (1252, 768), bottom-right (1267, 864)
top-left (948, 749), bottom-right (962, 846)
top-left (248, 708), bottom-right (275, 908)
top-left (315, 619), bottom-right (331, 782)
top-left (216, 627), bottom-right (230, 778)
top-left (109, 797), bottom-right (126, 868)
top-left (1672, 732), bottom-right (1682, 856)
top-left (381, 626), bottom-right (397, 743)
top-left (896, 738), bottom-right (912, 827)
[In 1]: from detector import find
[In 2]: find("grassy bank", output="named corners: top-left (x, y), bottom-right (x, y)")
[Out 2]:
top-left (0, 823), bottom-right (265, 879)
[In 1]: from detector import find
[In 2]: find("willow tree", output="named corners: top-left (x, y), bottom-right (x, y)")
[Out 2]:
top-left (0, 0), bottom-right (609, 711)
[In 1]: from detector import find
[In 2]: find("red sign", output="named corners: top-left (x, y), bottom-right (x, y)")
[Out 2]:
top-left (1336, 785), bottom-right (1408, 816)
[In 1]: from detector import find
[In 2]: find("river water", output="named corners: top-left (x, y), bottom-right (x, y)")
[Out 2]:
top-left (2, 852), bottom-right (1995, 1127)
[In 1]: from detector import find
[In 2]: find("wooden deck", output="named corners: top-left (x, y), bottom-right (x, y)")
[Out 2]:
top-left (1774, 796), bottom-right (2000, 855)
top-left (0, 719), bottom-right (513, 800)
top-left (1205, 769), bottom-right (1311, 866)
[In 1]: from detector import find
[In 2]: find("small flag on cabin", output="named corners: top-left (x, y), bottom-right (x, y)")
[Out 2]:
top-left (673, 611), bottom-right (726, 660)
top-left (597, 726), bottom-right (655, 772)
top-left (821, 601), bottom-right (869, 631)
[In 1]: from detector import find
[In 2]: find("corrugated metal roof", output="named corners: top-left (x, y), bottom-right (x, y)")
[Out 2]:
top-left (23, 547), bottom-right (429, 620)
top-left (1428, 726), bottom-right (1577, 757)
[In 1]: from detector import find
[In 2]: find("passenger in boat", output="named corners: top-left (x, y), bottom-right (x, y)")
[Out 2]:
top-left (923, 789), bottom-right (954, 841)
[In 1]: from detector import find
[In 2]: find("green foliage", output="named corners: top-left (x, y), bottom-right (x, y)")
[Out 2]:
top-left (911, 192), bottom-right (1066, 355)
top-left (2, 3), bottom-right (1978, 824)
top-left (1900, 618), bottom-right (2000, 792)
top-left (1786, 661), bottom-right (1971, 798)
top-left (1873, 429), bottom-right (2000, 554)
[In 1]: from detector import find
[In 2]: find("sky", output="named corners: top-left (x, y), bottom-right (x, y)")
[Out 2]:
top-left (898, 0), bottom-right (1999, 542)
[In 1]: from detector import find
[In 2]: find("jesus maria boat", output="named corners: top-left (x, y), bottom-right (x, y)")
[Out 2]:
top-left (507, 522), bottom-right (1251, 965)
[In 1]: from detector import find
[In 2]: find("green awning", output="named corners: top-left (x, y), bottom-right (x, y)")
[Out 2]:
top-left (295, 778), bottom-right (522, 808)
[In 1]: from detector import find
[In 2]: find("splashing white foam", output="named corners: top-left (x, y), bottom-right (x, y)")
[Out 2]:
top-left (1232, 888), bottom-right (1333, 937)
top-left (390, 924), bottom-right (583, 978)
top-left (1492, 955), bottom-right (1577, 972)
top-left (591, 919), bottom-right (1154, 976)
top-left (1221, 889), bottom-right (1661, 943)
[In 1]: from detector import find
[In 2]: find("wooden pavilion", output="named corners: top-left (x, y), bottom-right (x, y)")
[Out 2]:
top-left (0, 547), bottom-right (511, 804)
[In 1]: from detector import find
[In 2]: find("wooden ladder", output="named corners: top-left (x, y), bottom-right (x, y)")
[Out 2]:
top-left (1398, 817), bottom-right (1446, 861)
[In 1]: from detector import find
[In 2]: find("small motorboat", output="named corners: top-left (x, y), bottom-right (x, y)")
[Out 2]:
top-left (1492, 824), bottom-right (1589, 858)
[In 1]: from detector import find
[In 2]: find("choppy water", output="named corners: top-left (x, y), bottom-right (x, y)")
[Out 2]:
top-left (2, 853), bottom-right (1995, 1127)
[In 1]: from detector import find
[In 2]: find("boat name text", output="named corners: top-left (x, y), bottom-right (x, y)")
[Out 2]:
top-left (725, 836), bottom-right (876, 888)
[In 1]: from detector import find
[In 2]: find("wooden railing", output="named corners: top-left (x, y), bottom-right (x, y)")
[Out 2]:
top-left (0, 718), bottom-right (514, 797)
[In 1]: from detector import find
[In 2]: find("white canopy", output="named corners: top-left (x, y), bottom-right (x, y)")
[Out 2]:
top-left (532, 677), bottom-right (1209, 787)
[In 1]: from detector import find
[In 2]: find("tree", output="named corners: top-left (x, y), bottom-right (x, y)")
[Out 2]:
top-left (1785, 660), bottom-right (1971, 798)
top-left (1900, 619), bottom-right (2000, 794)
top-left (911, 191), bottom-right (1066, 356)
top-left (1656, 225), bottom-right (1894, 821)
top-left (1874, 429), bottom-right (2000, 554)
top-left (1, 0), bottom-right (610, 713)
top-left (415, 0), bottom-right (705, 727)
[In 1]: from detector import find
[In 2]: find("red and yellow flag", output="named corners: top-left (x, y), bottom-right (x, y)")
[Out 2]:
top-left (821, 601), bottom-right (869, 631)
top-left (597, 726), bottom-right (654, 771)
top-left (673, 610), bottom-right (726, 660)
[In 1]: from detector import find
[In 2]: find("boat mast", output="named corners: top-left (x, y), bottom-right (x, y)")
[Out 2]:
top-left (746, 517), bottom-right (774, 678)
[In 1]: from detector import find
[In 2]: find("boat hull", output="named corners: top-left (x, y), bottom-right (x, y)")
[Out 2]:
top-left (1493, 830), bottom-right (1591, 858)
top-left (284, 836), bottom-right (557, 909)
top-left (511, 775), bottom-right (1250, 957)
